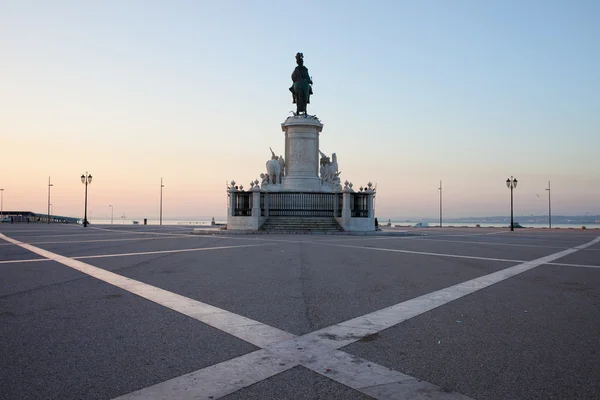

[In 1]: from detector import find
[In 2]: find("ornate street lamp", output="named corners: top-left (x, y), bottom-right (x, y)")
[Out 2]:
top-left (47, 177), bottom-right (53, 224)
top-left (506, 176), bottom-right (518, 231)
top-left (438, 180), bottom-right (443, 228)
top-left (160, 177), bottom-right (164, 226)
top-left (545, 181), bottom-right (551, 229)
top-left (81, 172), bottom-right (92, 227)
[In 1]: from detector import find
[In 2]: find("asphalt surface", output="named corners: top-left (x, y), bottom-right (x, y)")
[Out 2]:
top-left (1, 224), bottom-right (599, 400)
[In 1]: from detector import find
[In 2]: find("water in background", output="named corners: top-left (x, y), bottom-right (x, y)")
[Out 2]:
top-left (386, 221), bottom-right (599, 229)
top-left (86, 217), bottom-right (597, 230)
top-left (88, 218), bottom-right (226, 226)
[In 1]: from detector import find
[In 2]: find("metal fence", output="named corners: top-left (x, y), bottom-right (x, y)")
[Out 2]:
top-left (233, 192), bottom-right (252, 216)
top-left (336, 193), bottom-right (343, 218)
top-left (268, 192), bottom-right (336, 217)
top-left (351, 193), bottom-right (369, 218)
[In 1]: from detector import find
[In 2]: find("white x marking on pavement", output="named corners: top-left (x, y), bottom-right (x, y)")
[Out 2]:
top-left (2, 232), bottom-right (599, 399)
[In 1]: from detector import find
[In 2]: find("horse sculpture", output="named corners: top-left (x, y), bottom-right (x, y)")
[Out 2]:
top-left (266, 159), bottom-right (281, 185)
top-left (320, 152), bottom-right (338, 183)
top-left (289, 52), bottom-right (313, 115)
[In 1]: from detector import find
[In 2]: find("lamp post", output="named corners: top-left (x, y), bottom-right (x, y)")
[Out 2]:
top-left (0, 188), bottom-right (4, 219)
top-left (81, 172), bottom-right (92, 227)
top-left (109, 204), bottom-right (113, 225)
top-left (545, 181), bottom-right (551, 229)
top-left (121, 213), bottom-right (126, 225)
top-left (506, 176), bottom-right (518, 231)
top-left (47, 177), bottom-right (53, 224)
top-left (160, 177), bottom-right (164, 226)
top-left (438, 180), bottom-right (442, 228)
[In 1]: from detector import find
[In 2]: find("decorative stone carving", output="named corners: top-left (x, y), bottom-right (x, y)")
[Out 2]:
top-left (260, 173), bottom-right (270, 187)
top-left (266, 159), bottom-right (281, 185)
top-left (268, 147), bottom-right (285, 184)
top-left (278, 155), bottom-right (286, 178)
top-left (318, 151), bottom-right (339, 184)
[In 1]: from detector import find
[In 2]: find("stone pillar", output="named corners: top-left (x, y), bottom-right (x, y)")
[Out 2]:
top-left (263, 191), bottom-right (270, 217)
top-left (281, 116), bottom-right (323, 192)
top-left (226, 187), bottom-right (237, 228)
top-left (228, 187), bottom-right (237, 217)
top-left (251, 188), bottom-right (261, 217)
top-left (366, 190), bottom-right (375, 218)
top-left (341, 188), bottom-right (351, 226)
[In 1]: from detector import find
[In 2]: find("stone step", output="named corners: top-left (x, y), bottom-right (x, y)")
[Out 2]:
top-left (260, 217), bottom-right (342, 232)
top-left (261, 221), bottom-right (340, 226)
top-left (262, 223), bottom-right (340, 227)
top-left (263, 225), bottom-right (340, 229)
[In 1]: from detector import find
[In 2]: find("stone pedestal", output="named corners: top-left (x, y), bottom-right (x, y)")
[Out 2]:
top-left (281, 116), bottom-right (323, 191)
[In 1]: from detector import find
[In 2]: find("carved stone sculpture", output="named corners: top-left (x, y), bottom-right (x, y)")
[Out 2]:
top-left (278, 155), bottom-right (286, 179)
top-left (268, 147), bottom-right (285, 184)
top-left (260, 173), bottom-right (270, 187)
top-left (318, 151), bottom-right (339, 184)
top-left (266, 159), bottom-right (281, 185)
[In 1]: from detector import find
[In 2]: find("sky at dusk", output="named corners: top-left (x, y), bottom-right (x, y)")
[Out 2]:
top-left (1, 0), bottom-right (599, 221)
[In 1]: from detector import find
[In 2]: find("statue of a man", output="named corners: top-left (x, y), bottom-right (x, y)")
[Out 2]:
top-left (289, 52), bottom-right (313, 115)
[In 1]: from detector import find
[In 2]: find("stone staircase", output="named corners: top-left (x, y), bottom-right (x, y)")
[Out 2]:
top-left (259, 217), bottom-right (342, 233)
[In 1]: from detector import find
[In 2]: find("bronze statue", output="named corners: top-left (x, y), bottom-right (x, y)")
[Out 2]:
top-left (289, 52), bottom-right (313, 115)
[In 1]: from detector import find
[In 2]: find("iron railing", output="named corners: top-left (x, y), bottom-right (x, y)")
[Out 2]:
top-left (351, 193), bottom-right (369, 218)
top-left (260, 192), bottom-right (266, 217)
top-left (268, 192), bottom-right (335, 217)
top-left (233, 192), bottom-right (252, 216)
top-left (336, 193), bottom-right (343, 218)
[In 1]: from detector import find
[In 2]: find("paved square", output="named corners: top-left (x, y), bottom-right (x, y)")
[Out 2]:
top-left (1, 225), bottom-right (599, 399)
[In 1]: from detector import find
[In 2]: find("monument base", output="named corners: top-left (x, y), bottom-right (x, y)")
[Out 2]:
top-left (281, 115), bottom-right (323, 191)
top-left (282, 176), bottom-right (323, 192)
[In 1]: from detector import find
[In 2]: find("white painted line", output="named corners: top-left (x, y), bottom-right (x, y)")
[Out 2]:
top-left (90, 226), bottom-right (195, 237)
top-left (0, 258), bottom-right (50, 265)
top-left (548, 262), bottom-right (600, 269)
top-left (0, 233), bottom-right (294, 348)
top-left (6, 231), bottom-right (145, 239)
top-left (312, 242), bottom-right (525, 263)
top-left (6, 230), bottom-right (598, 400)
top-left (298, 236), bottom-right (600, 351)
top-left (399, 237), bottom-right (569, 250)
top-left (304, 350), bottom-right (473, 399)
top-left (27, 235), bottom-right (198, 246)
top-left (113, 234), bottom-right (600, 399)
top-left (201, 235), bottom-right (528, 264)
top-left (73, 243), bottom-right (272, 260)
top-left (113, 349), bottom-right (292, 400)
top-left (313, 231), bottom-right (506, 243)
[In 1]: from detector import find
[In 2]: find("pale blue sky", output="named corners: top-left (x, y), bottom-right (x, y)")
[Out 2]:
top-left (1, 0), bottom-right (598, 219)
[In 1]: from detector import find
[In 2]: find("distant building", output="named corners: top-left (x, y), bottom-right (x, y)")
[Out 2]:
top-left (0, 211), bottom-right (79, 224)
